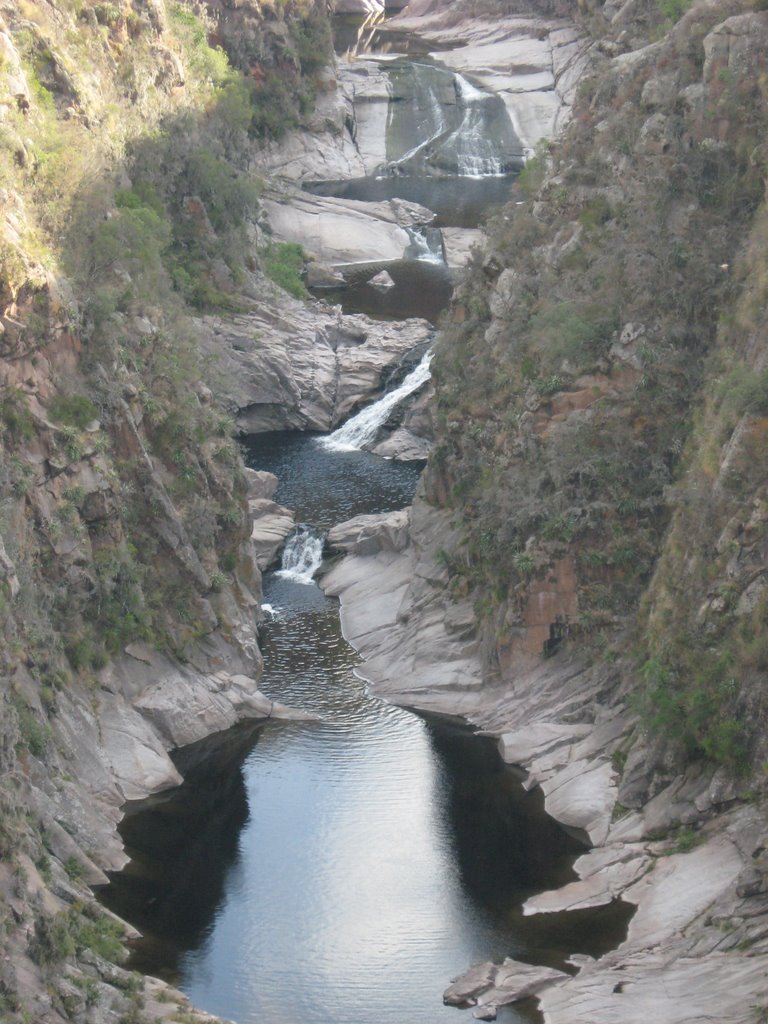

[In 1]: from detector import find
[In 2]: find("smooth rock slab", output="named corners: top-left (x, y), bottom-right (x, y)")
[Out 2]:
top-left (250, 498), bottom-right (295, 570)
top-left (540, 757), bottom-right (617, 845)
top-left (326, 509), bottom-right (410, 555)
top-left (444, 958), bottom-right (569, 1008)
top-left (264, 192), bottom-right (422, 266)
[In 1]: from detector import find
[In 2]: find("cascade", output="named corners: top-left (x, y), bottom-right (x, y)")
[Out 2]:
top-left (377, 63), bottom-right (523, 178)
top-left (452, 74), bottom-right (505, 177)
top-left (276, 525), bottom-right (325, 583)
top-left (319, 350), bottom-right (433, 452)
top-left (404, 225), bottom-right (445, 263)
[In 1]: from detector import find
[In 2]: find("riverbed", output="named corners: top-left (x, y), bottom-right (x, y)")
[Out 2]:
top-left (102, 21), bottom-right (634, 1024)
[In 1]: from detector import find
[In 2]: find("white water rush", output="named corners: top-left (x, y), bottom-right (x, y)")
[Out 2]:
top-left (276, 525), bottom-right (324, 584)
top-left (453, 75), bottom-right (504, 178)
top-left (320, 350), bottom-right (433, 453)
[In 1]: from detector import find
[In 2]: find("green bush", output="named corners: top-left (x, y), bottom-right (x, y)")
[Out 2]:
top-left (12, 696), bottom-right (51, 757)
top-left (28, 913), bottom-right (75, 966)
top-left (720, 366), bottom-right (768, 417)
top-left (262, 241), bottom-right (307, 298)
top-left (579, 196), bottom-right (613, 229)
top-left (517, 140), bottom-right (549, 197)
top-left (636, 653), bottom-right (748, 770)
top-left (529, 301), bottom-right (617, 370)
top-left (48, 394), bottom-right (98, 429)
top-left (72, 912), bottom-right (125, 962)
top-left (169, 3), bottom-right (231, 86)
top-left (657, 0), bottom-right (695, 23)
top-left (0, 389), bottom-right (34, 441)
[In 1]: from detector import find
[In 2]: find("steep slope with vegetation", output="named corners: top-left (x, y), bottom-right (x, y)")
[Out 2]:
top-left (0, 0), bottom-right (331, 1019)
top-left (428, 0), bottom-right (768, 784)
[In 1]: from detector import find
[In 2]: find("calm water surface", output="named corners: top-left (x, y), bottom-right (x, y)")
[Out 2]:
top-left (104, 435), bottom-right (632, 1024)
top-left (102, 30), bottom-right (631, 1022)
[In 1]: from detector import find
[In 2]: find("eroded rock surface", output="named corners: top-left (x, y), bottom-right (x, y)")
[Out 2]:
top-left (199, 298), bottom-right (432, 434)
top-left (319, 498), bottom-right (768, 1024)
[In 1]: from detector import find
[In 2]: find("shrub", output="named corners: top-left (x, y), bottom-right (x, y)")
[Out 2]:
top-left (262, 241), bottom-right (307, 298)
top-left (0, 389), bottom-right (34, 441)
top-left (579, 196), bottom-right (613, 229)
top-left (169, 3), bottom-right (231, 86)
top-left (720, 366), bottom-right (768, 417)
top-left (48, 394), bottom-right (98, 429)
top-left (657, 0), bottom-right (695, 23)
top-left (28, 913), bottom-right (75, 966)
top-left (529, 301), bottom-right (617, 370)
top-left (517, 140), bottom-right (549, 197)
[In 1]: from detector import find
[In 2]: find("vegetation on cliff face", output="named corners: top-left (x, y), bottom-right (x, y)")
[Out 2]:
top-left (428, 0), bottom-right (768, 779)
top-left (0, 0), bottom-right (332, 1017)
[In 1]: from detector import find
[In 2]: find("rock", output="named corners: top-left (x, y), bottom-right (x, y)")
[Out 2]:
top-left (539, 758), bottom-right (618, 845)
top-left (249, 499), bottom-right (295, 570)
top-left (0, 533), bottom-right (19, 598)
top-left (321, 501), bottom-right (485, 714)
top-left (390, 11), bottom-right (592, 150)
top-left (98, 694), bottom-right (183, 801)
top-left (326, 509), bottom-right (410, 555)
top-left (369, 269), bottom-right (395, 290)
top-left (305, 261), bottom-right (347, 288)
top-left (207, 300), bottom-right (431, 434)
top-left (333, 0), bottom-right (384, 13)
top-left (443, 961), bottom-right (496, 1005)
top-left (372, 427), bottom-right (431, 461)
top-left (499, 723), bottom-right (592, 765)
top-left (442, 227), bottom-right (484, 269)
top-left (444, 958), bottom-right (569, 1008)
top-left (244, 468), bottom-right (279, 500)
top-left (263, 191), bottom-right (423, 266)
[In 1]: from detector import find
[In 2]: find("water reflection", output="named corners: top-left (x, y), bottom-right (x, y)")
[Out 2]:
top-left (104, 564), bottom-right (632, 1024)
top-left (102, 435), bottom-right (633, 1024)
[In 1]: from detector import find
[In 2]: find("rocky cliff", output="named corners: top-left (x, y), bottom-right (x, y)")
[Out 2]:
top-left (0, 0), bottom-right (336, 1019)
top-left (3, 0), bottom-right (768, 1021)
top-left (320, 0), bottom-right (768, 1020)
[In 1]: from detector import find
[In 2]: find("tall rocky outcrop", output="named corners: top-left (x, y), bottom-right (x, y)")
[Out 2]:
top-left (427, 0), bottom-right (768, 785)
top-left (0, 0), bottom-right (332, 1019)
top-left (318, 0), bottom-right (768, 1018)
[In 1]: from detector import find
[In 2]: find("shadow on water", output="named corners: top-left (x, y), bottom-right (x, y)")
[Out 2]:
top-left (100, 723), bottom-right (265, 974)
top-left (423, 720), bottom-right (634, 968)
top-left (101, 711), bottom-right (634, 1022)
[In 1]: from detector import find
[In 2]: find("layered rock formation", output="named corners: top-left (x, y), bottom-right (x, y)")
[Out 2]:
top-left (316, 0), bottom-right (768, 1021)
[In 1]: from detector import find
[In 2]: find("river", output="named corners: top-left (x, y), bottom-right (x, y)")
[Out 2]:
top-left (101, 24), bottom-right (633, 1024)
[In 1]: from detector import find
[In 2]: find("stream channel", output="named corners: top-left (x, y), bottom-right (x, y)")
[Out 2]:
top-left (101, 23), bottom-right (633, 1024)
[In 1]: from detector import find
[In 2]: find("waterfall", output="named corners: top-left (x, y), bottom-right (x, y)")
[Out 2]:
top-left (452, 75), bottom-right (504, 178)
top-left (377, 64), bottom-right (451, 178)
top-left (377, 62), bottom-right (523, 178)
top-left (320, 350), bottom-right (433, 453)
top-left (276, 525), bottom-right (325, 584)
top-left (405, 225), bottom-right (445, 264)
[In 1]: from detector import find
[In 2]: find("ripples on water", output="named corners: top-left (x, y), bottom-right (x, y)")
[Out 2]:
top-left (242, 432), bottom-right (424, 529)
top-left (103, 436), bottom-right (632, 1024)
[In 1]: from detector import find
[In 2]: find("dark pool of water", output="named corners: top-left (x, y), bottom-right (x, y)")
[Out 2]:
top-left (102, 434), bottom-right (632, 1024)
top-left (242, 431), bottom-right (424, 529)
top-left (310, 258), bottom-right (452, 324)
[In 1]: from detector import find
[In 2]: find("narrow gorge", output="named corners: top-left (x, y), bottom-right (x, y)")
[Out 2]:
top-left (1, 0), bottom-right (768, 1023)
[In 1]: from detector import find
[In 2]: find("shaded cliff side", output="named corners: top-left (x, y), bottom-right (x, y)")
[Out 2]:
top-left (0, 0), bottom-right (331, 1020)
top-left (427, 0), bottom-right (768, 784)
top-left (318, 5), bottom-right (768, 1018)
